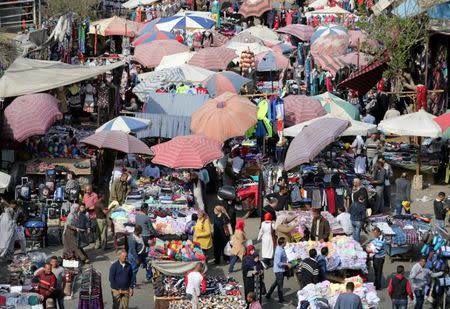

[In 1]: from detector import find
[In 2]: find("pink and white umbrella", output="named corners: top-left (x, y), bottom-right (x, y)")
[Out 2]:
top-left (312, 53), bottom-right (347, 76)
top-left (188, 47), bottom-right (237, 71)
top-left (81, 130), bottom-right (153, 155)
top-left (132, 40), bottom-right (188, 68)
top-left (3, 93), bottom-right (63, 142)
top-left (238, 0), bottom-right (272, 18)
top-left (338, 52), bottom-right (373, 67)
top-left (151, 135), bottom-right (223, 169)
top-left (283, 95), bottom-right (327, 126)
top-left (310, 24), bottom-right (349, 56)
top-left (276, 24), bottom-right (315, 42)
top-left (348, 29), bottom-right (379, 49)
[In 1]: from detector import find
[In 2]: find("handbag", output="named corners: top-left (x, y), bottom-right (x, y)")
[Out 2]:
top-left (224, 241), bottom-right (232, 256)
top-left (284, 268), bottom-right (294, 278)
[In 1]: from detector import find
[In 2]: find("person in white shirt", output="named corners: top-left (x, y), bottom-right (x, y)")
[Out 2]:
top-left (351, 135), bottom-right (365, 155)
top-left (143, 162), bottom-right (160, 178)
top-left (185, 263), bottom-right (205, 309)
top-left (336, 207), bottom-right (353, 236)
top-left (354, 153), bottom-right (367, 175)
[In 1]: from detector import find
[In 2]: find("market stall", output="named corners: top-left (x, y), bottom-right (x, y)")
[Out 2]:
top-left (25, 158), bottom-right (92, 176)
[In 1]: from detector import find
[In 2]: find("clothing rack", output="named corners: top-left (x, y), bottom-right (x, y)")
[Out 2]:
top-left (78, 266), bottom-right (104, 309)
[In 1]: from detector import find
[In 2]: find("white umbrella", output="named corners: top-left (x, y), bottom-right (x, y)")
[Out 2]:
top-left (225, 41), bottom-right (272, 56)
top-left (284, 114), bottom-right (377, 137)
top-left (378, 109), bottom-right (442, 138)
top-left (156, 51), bottom-right (196, 70)
top-left (122, 0), bottom-right (159, 9)
top-left (95, 116), bottom-right (149, 133)
top-left (240, 25), bottom-right (279, 41)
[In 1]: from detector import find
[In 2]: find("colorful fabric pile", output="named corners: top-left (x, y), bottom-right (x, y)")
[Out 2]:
top-left (148, 239), bottom-right (206, 262)
top-left (277, 210), bottom-right (345, 237)
top-left (297, 276), bottom-right (380, 309)
top-left (168, 295), bottom-right (246, 309)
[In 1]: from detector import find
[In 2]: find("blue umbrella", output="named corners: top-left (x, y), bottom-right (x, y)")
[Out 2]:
top-left (310, 24), bottom-right (348, 44)
top-left (156, 14), bottom-right (215, 31)
top-left (137, 18), bottom-right (161, 36)
top-left (95, 116), bottom-right (149, 133)
top-left (133, 31), bottom-right (175, 46)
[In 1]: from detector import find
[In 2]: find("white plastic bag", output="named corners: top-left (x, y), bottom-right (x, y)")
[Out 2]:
top-left (224, 241), bottom-right (232, 256)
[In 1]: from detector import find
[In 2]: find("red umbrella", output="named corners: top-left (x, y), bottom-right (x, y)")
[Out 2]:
top-left (434, 113), bottom-right (450, 131)
top-left (276, 24), bottom-right (315, 42)
top-left (188, 47), bottom-right (237, 71)
top-left (238, 0), bottom-right (272, 18)
top-left (132, 40), bottom-right (188, 68)
top-left (284, 95), bottom-right (327, 126)
top-left (81, 130), bottom-right (153, 155)
top-left (3, 93), bottom-right (63, 142)
top-left (151, 135), bottom-right (223, 169)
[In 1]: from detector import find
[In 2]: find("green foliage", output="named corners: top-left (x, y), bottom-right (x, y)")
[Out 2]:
top-left (43, 0), bottom-right (99, 19)
top-left (357, 14), bottom-right (428, 79)
top-left (0, 35), bottom-right (17, 77)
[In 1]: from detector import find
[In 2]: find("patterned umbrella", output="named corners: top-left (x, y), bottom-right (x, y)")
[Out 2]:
top-left (191, 92), bottom-right (257, 141)
top-left (137, 18), bottom-right (161, 36)
top-left (81, 130), bottom-right (153, 155)
top-left (89, 16), bottom-right (140, 37)
top-left (313, 92), bottom-right (360, 120)
top-left (276, 24), bottom-right (315, 42)
top-left (230, 32), bottom-right (264, 44)
top-left (434, 110), bottom-right (450, 137)
top-left (133, 31), bottom-right (175, 46)
top-left (283, 95), bottom-right (327, 127)
top-left (3, 93), bottom-right (63, 142)
top-left (95, 116), bottom-right (149, 133)
top-left (255, 50), bottom-right (289, 72)
top-left (188, 47), bottom-right (237, 71)
top-left (284, 118), bottom-right (349, 170)
top-left (151, 135), bottom-right (223, 169)
top-left (156, 14), bottom-right (215, 31)
top-left (133, 40), bottom-right (188, 68)
top-left (203, 72), bottom-right (251, 97)
top-left (348, 29), bottom-right (379, 49)
top-left (238, 0), bottom-right (272, 18)
top-left (310, 24), bottom-right (348, 44)
top-left (310, 24), bottom-right (349, 56)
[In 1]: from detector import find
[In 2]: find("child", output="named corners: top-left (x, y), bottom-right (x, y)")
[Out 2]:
top-left (433, 192), bottom-right (447, 229)
top-left (317, 247), bottom-right (328, 282)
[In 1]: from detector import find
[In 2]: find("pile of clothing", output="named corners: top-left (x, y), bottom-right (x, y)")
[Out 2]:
top-left (0, 289), bottom-right (41, 308)
top-left (168, 295), bottom-right (246, 309)
top-left (297, 276), bottom-right (379, 309)
top-left (148, 239), bottom-right (206, 262)
top-left (277, 210), bottom-right (345, 236)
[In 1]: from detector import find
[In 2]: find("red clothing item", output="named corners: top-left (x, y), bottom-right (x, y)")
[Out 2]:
top-left (38, 272), bottom-right (57, 298)
top-left (83, 192), bottom-right (98, 216)
top-left (176, 35), bottom-right (184, 43)
top-left (285, 11), bottom-right (293, 25)
top-left (196, 87), bottom-right (208, 94)
top-left (185, 271), bottom-right (206, 294)
top-left (388, 274), bottom-right (413, 300)
top-left (325, 188), bottom-right (336, 215)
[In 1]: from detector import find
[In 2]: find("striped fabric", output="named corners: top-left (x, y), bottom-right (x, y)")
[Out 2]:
top-left (81, 130), bottom-right (153, 155)
top-left (132, 40), bottom-right (188, 68)
top-left (203, 71), bottom-right (251, 97)
top-left (312, 53), bottom-right (346, 76)
top-left (283, 95), bottom-right (327, 127)
top-left (276, 24), bottom-right (315, 42)
top-left (151, 135), bottom-right (223, 169)
top-left (284, 118), bottom-right (349, 171)
top-left (3, 93), bottom-right (62, 142)
top-left (238, 0), bottom-right (272, 18)
top-left (188, 47), bottom-right (237, 71)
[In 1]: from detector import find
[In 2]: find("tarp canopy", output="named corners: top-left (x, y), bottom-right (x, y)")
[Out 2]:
top-left (0, 58), bottom-right (125, 98)
top-left (338, 57), bottom-right (388, 94)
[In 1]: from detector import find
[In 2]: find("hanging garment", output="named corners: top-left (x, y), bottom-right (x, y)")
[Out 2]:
top-left (257, 99), bottom-right (273, 137)
top-left (311, 189), bottom-right (322, 208)
top-left (325, 188), bottom-right (336, 214)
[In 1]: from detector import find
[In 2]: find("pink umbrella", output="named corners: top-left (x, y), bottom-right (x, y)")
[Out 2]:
top-left (238, 0), bottom-right (272, 18)
top-left (188, 47), bottom-right (237, 71)
top-left (348, 29), bottom-right (379, 49)
top-left (284, 95), bottom-right (327, 126)
top-left (151, 135), bottom-right (223, 169)
top-left (312, 53), bottom-right (346, 76)
top-left (276, 24), bottom-right (315, 42)
top-left (90, 16), bottom-right (141, 37)
top-left (81, 130), bottom-right (153, 155)
top-left (3, 93), bottom-right (63, 142)
top-left (338, 52), bottom-right (373, 67)
top-left (133, 40), bottom-right (188, 68)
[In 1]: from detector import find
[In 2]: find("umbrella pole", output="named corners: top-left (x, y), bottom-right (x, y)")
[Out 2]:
top-left (413, 136), bottom-right (423, 190)
top-left (271, 70), bottom-right (274, 92)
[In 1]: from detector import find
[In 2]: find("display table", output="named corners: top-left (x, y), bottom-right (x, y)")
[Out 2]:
top-left (25, 158), bottom-right (92, 175)
top-left (152, 260), bottom-right (207, 276)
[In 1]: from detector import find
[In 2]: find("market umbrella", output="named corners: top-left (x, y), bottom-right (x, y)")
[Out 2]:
top-left (191, 92), bottom-right (257, 141)
top-left (338, 52), bottom-right (373, 67)
top-left (122, 0), bottom-right (159, 9)
top-left (156, 14), bottom-right (215, 31)
top-left (255, 50), bottom-right (289, 71)
top-left (312, 53), bottom-right (347, 76)
top-left (89, 16), bottom-right (141, 37)
top-left (310, 24), bottom-right (349, 56)
top-left (238, 0), bottom-right (272, 18)
top-left (276, 24), bottom-right (315, 42)
top-left (434, 111), bottom-right (450, 137)
top-left (270, 43), bottom-right (295, 54)
top-left (151, 135), bottom-right (223, 169)
top-left (283, 95), bottom-right (327, 127)
top-left (2, 93), bottom-right (63, 142)
top-left (240, 26), bottom-right (279, 42)
top-left (133, 31), bottom-right (175, 46)
top-left (313, 92), bottom-right (360, 121)
top-left (230, 32), bottom-right (264, 44)
top-left (305, 6), bottom-right (352, 17)
top-left (81, 130), bottom-right (153, 155)
top-left (348, 29), bottom-right (379, 49)
top-left (378, 109), bottom-right (442, 138)
top-left (284, 118), bottom-right (349, 170)
top-left (203, 72), bottom-right (251, 97)
top-left (132, 40), bottom-right (189, 68)
top-left (225, 41), bottom-right (272, 56)
top-left (156, 51), bottom-right (196, 70)
top-left (95, 116), bottom-right (149, 133)
top-left (137, 18), bottom-right (161, 36)
top-left (284, 114), bottom-right (377, 137)
top-left (188, 47), bottom-right (237, 71)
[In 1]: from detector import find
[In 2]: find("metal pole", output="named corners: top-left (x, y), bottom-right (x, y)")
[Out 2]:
top-left (38, 0), bottom-right (41, 26)
top-left (33, 0), bottom-right (36, 25)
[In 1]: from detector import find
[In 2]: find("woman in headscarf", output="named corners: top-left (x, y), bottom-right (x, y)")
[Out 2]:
top-left (242, 245), bottom-right (264, 301)
top-left (193, 210), bottom-right (212, 255)
top-left (191, 173), bottom-right (205, 211)
top-left (0, 208), bottom-right (17, 260)
top-left (63, 204), bottom-right (89, 263)
top-left (228, 219), bottom-right (246, 273)
top-left (212, 205), bottom-right (231, 265)
top-left (257, 213), bottom-right (275, 267)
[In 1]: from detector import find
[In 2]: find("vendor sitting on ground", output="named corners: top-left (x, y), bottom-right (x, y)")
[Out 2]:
top-left (36, 263), bottom-right (57, 306)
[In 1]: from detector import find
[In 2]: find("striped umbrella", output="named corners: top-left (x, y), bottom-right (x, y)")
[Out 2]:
top-left (238, 0), bottom-right (272, 18)
top-left (156, 14), bottom-right (215, 31)
top-left (81, 130), bottom-right (153, 155)
top-left (191, 92), bottom-right (257, 141)
top-left (348, 29), bottom-right (379, 49)
top-left (270, 43), bottom-right (295, 54)
top-left (276, 24), bottom-right (315, 42)
top-left (255, 50), bottom-right (289, 72)
top-left (133, 40), bottom-right (188, 68)
top-left (313, 53), bottom-right (346, 76)
top-left (310, 24), bottom-right (348, 44)
top-left (95, 116), bottom-right (149, 133)
top-left (283, 95), bottom-right (327, 127)
top-left (3, 93), bottom-right (63, 142)
top-left (151, 135), bottom-right (223, 169)
top-left (310, 24), bottom-right (349, 56)
top-left (188, 47), bottom-right (237, 71)
top-left (89, 16), bottom-right (140, 37)
top-left (284, 118), bottom-right (349, 170)
top-left (313, 92), bottom-right (360, 120)
top-left (203, 72), bottom-right (251, 97)
top-left (225, 41), bottom-right (272, 55)
top-left (133, 31), bottom-right (175, 46)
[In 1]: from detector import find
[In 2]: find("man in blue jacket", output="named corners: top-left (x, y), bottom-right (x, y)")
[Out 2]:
top-left (109, 250), bottom-right (134, 309)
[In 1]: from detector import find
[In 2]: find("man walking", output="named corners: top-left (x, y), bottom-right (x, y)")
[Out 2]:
top-left (349, 194), bottom-right (366, 242)
top-left (388, 265), bottom-right (413, 309)
top-left (409, 257), bottom-right (443, 309)
top-left (380, 158), bottom-right (393, 210)
top-left (94, 193), bottom-right (109, 250)
top-left (371, 160), bottom-right (386, 214)
top-left (185, 262), bottom-right (206, 309)
top-left (266, 237), bottom-right (291, 304)
top-left (109, 173), bottom-right (131, 206)
top-left (395, 173), bottom-right (411, 215)
top-left (371, 227), bottom-right (385, 290)
top-left (334, 282), bottom-right (363, 309)
top-left (109, 250), bottom-right (134, 309)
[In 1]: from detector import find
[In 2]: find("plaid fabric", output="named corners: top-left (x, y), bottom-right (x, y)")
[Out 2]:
top-left (391, 225), bottom-right (407, 245)
top-left (403, 229), bottom-right (419, 245)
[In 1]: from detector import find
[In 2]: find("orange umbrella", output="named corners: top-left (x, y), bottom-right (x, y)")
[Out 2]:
top-left (191, 92), bottom-right (257, 141)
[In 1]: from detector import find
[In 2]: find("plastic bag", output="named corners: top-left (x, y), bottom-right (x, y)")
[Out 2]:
top-left (224, 241), bottom-right (232, 256)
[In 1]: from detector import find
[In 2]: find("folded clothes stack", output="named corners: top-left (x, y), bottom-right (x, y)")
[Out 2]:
top-left (168, 295), bottom-right (247, 309)
top-left (148, 239), bottom-right (206, 262)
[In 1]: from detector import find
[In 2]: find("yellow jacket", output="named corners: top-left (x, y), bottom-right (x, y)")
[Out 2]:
top-left (193, 218), bottom-right (213, 250)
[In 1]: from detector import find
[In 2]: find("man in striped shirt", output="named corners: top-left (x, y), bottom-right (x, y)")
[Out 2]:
top-left (371, 227), bottom-right (386, 290)
top-left (299, 249), bottom-right (319, 288)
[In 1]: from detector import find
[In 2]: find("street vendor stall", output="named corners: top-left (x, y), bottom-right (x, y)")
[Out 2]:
top-left (25, 158), bottom-right (92, 176)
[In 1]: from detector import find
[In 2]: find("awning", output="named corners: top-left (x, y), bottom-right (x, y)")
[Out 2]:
top-left (0, 58), bottom-right (125, 98)
top-left (338, 57), bottom-right (388, 94)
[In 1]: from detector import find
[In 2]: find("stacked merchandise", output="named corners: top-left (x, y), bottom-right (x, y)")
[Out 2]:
top-left (148, 239), bottom-right (206, 262)
top-left (285, 236), bottom-right (368, 272)
top-left (0, 285), bottom-right (41, 308)
top-left (383, 140), bottom-right (440, 172)
top-left (297, 276), bottom-right (380, 309)
top-left (78, 266), bottom-right (103, 309)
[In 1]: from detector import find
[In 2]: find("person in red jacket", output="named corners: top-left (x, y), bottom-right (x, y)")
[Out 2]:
top-left (37, 263), bottom-right (57, 307)
top-left (388, 265), bottom-right (413, 308)
top-left (185, 263), bottom-right (206, 309)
